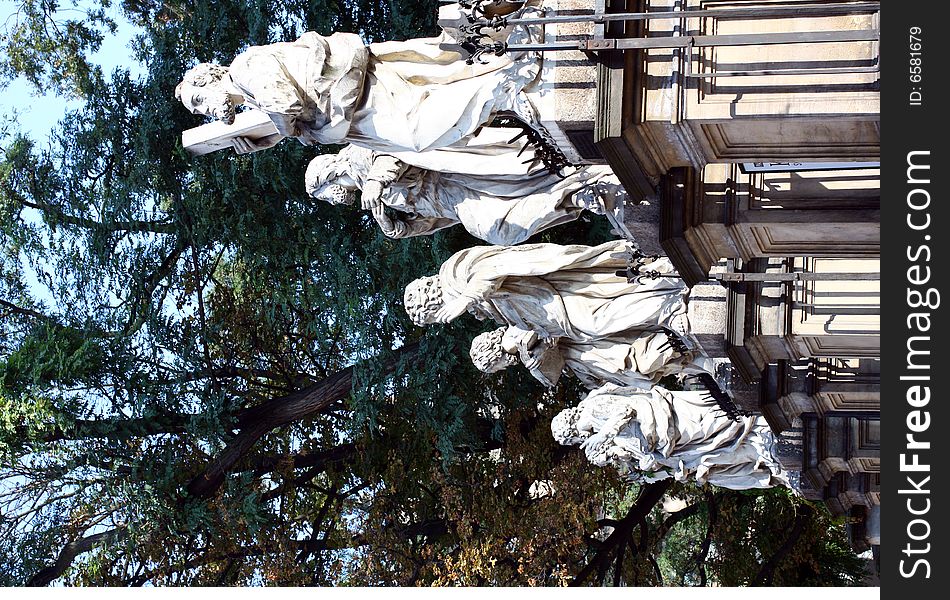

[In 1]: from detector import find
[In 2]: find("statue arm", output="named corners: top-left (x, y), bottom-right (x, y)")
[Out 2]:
top-left (369, 204), bottom-right (454, 239)
top-left (524, 348), bottom-right (564, 388)
top-left (362, 155), bottom-right (409, 210)
top-left (231, 53), bottom-right (305, 137)
top-left (386, 215), bottom-right (458, 239)
top-left (515, 334), bottom-right (564, 388)
top-left (232, 133), bottom-right (284, 155)
top-left (268, 113), bottom-right (300, 139)
top-left (367, 155), bottom-right (407, 186)
top-left (577, 387), bottom-right (665, 459)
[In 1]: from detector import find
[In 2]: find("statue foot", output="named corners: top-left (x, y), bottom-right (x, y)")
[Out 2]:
top-left (489, 111), bottom-right (574, 175)
top-left (601, 193), bottom-right (637, 241)
top-left (668, 312), bottom-right (691, 339)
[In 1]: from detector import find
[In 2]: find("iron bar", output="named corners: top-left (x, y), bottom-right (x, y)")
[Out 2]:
top-left (438, 2), bottom-right (880, 28)
top-left (506, 28), bottom-right (879, 52)
top-left (791, 303), bottom-right (880, 314)
top-left (714, 272), bottom-right (880, 283)
top-left (685, 65), bottom-right (879, 78)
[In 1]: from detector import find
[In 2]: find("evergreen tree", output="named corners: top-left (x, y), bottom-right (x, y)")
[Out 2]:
top-left (0, 0), bottom-right (869, 586)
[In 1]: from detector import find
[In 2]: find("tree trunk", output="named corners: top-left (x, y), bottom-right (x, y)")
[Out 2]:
top-left (186, 342), bottom-right (418, 499)
top-left (751, 504), bottom-right (813, 586)
top-left (570, 479), bottom-right (673, 586)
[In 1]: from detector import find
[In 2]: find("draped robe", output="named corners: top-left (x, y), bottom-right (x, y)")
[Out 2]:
top-left (552, 384), bottom-right (794, 490)
top-left (439, 241), bottom-right (689, 343)
top-left (324, 144), bottom-right (625, 245)
top-left (226, 15), bottom-right (541, 160)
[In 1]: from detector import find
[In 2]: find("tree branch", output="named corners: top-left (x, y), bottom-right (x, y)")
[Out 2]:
top-left (652, 500), bottom-right (705, 548)
top-left (691, 490), bottom-right (718, 587)
top-left (570, 480), bottom-right (673, 586)
top-left (186, 342), bottom-right (419, 499)
top-left (27, 527), bottom-right (126, 587)
top-left (21, 198), bottom-right (176, 234)
top-left (752, 504), bottom-right (813, 586)
top-left (0, 298), bottom-right (56, 322)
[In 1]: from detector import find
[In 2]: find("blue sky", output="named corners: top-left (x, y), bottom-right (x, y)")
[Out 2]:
top-left (0, 0), bottom-right (143, 141)
top-left (0, 1), bottom-right (145, 313)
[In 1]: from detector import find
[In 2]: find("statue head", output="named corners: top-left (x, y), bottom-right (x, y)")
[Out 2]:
top-left (404, 275), bottom-right (443, 327)
top-left (470, 328), bottom-right (519, 373)
top-left (551, 407), bottom-right (586, 446)
top-left (305, 153), bottom-right (358, 206)
top-left (176, 63), bottom-right (238, 124)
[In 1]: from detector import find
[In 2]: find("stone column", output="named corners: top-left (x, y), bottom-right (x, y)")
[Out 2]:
top-left (531, 0), bottom-right (606, 165)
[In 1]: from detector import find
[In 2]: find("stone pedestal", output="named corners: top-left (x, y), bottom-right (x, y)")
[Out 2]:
top-left (661, 163), bottom-right (880, 280)
top-left (531, 0), bottom-right (607, 165)
top-left (681, 279), bottom-right (763, 412)
top-left (597, 0), bottom-right (880, 186)
top-left (620, 200), bottom-right (664, 255)
top-left (725, 257), bottom-right (880, 382)
top-left (685, 280), bottom-right (728, 357)
top-left (773, 417), bottom-right (805, 473)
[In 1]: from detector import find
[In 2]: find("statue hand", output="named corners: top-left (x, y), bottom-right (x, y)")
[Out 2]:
top-left (518, 341), bottom-right (543, 369)
top-left (232, 136), bottom-right (261, 155)
top-left (362, 180), bottom-right (383, 210)
top-left (232, 134), bottom-right (283, 155)
top-left (433, 297), bottom-right (472, 323)
top-left (521, 354), bottom-right (541, 371)
top-left (580, 431), bottom-right (610, 458)
top-left (367, 155), bottom-right (404, 185)
top-left (372, 205), bottom-right (409, 239)
top-left (372, 204), bottom-right (393, 231)
top-left (520, 329), bottom-right (539, 349)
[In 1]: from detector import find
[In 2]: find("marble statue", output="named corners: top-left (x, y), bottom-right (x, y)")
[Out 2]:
top-left (404, 241), bottom-right (707, 387)
top-left (175, 5), bottom-right (542, 157)
top-left (304, 143), bottom-right (630, 245)
top-left (404, 240), bottom-right (689, 335)
top-left (551, 384), bottom-right (794, 490)
top-left (469, 325), bottom-right (710, 390)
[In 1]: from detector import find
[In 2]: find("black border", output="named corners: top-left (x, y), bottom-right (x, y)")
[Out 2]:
top-left (882, 2), bottom-right (944, 594)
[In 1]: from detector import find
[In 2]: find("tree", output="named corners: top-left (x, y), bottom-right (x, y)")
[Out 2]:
top-left (0, 0), bottom-right (869, 587)
top-left (0, 0), bottom-right (117, 97)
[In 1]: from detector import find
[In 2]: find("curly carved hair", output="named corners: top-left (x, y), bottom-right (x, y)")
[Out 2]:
top-left (404, 275), bottom-right (443, 327)
top-left (550, 407), bottom-right (585, 446)
top-left (469, 327), bottom-right (519, 373)
top-left (305, 153), bottom-right (349, 194)
top-left (175, 63), bottom-right (231, 101)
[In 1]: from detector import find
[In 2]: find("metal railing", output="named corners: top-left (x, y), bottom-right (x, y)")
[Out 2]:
top-left (440, 0), bottom-right (880, 78)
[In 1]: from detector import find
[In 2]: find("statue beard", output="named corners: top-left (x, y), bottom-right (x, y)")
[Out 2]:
top-left (483, 352), bottom-right (518, 374)
top-left (209, 93), bottom-right (236, 125)
top-left (312, 183), bottom-right (356, 206)
top-left (551, 408), bottom-right (585, 446)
